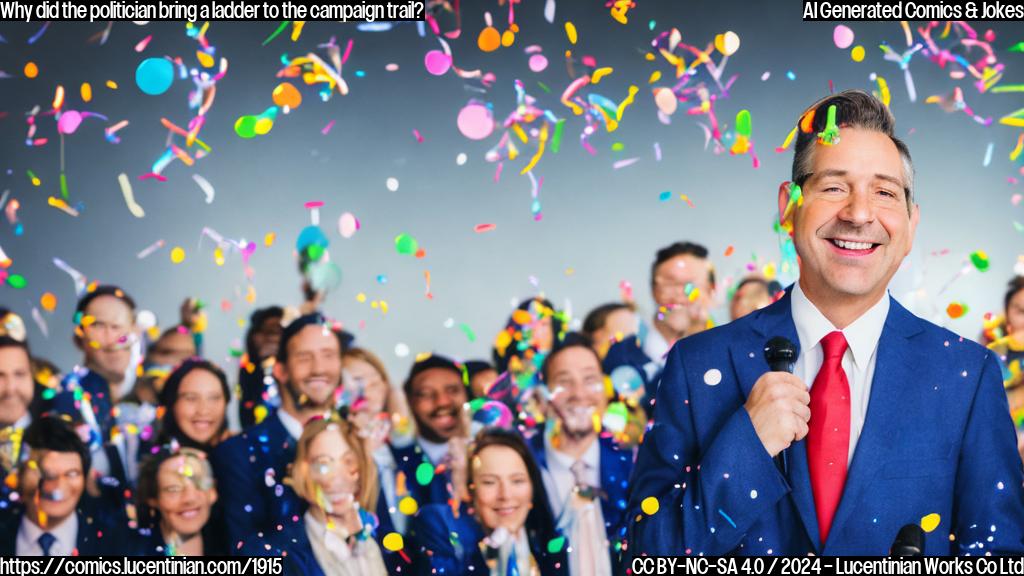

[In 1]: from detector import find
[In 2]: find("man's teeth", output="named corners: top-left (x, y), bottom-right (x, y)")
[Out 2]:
top-left (832, 239), bottom-right (873, 250)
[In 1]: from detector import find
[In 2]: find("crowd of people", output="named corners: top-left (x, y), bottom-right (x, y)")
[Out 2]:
top-left (2, 90), bottom-right (1024, 570)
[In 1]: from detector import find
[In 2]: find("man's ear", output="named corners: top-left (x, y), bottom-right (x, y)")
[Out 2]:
top-left (778, 181), bottom-right (797, 234)
top-left (272, 361), bottom-right (287, 386)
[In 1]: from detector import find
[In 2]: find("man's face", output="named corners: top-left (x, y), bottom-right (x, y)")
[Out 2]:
top-left (78, 295), bottom-right (136, 382)
top-left (651, 254), bottom-right (714, 335)
top-left (545, 346), bottom-right (608, 438)
top-left (730, 282), bottom-right (772, 321)
top-left (591, 308), bottom-right (638, 358)
top-left (147, 330), bottom-right (196, 368)
top-left (273, 325), bottom-right (342, 412)
top-left (21, 450), bottom-right (85, 527)
top-left (252, 317), bottom-right (283, 361)
top-left (409, 367), bottom-right (466, 443)
top-left (781, 127), bottom-right (918, 305)
top-left (0, 346), bottom-right (33, 427)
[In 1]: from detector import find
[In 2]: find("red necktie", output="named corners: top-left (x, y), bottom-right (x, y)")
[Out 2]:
top-left (807, 330), bottom-right (850, 544)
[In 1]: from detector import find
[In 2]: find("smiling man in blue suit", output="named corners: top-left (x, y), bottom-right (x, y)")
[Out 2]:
top-left (628, 90), bottom-right (1024, 557)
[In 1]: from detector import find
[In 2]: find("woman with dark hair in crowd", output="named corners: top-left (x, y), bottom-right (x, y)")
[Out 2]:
top-left (156, 359), bottom-right (231, 452)
top-left (410, 428), bottom-right (568, 575)
top-left (133, 447), bottom-right (226, 555)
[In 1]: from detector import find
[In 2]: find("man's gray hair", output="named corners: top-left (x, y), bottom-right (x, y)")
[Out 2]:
top-left (791, 90), bottom-right (915, 211)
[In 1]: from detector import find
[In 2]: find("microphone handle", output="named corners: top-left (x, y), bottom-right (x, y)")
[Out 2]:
top-left (767, 361), bottom-right (794, 475)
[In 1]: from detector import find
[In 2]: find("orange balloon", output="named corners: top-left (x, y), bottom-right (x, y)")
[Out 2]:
top-left (40, 292), bottom-right (57, 312)
top-left (478, 26), bottom-right (501, 52)
top-left (24, 62), bottom-right (38, 78)
top-left (272, 82), bottom-right (302, 109)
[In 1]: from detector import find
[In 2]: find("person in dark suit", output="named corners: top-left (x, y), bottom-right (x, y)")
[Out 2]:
top-left (602, 242), bottom-right (717, 417)
top-left (50, 286), bottom-right (140, 448)
top-left (629, 89), bottom-right (1024, 556)
top-left (212, 312), bottom-right (347, 551)
top-left (0, 336), bottom-right (35, 491)
top-left (240, 416), bottom-right (388, 576)
top-left (399, 355), bottom-right (472, 508)
top-left (530, 333), bottom-right (632, 575)
top-left (0, 416), bottom-right (122, 555)
top-left (237, 306), bottom-right (284, 430)
top-left (131, 446), bottom-right (225, 555)
top-left (410, 428), bottom-right (568, 575)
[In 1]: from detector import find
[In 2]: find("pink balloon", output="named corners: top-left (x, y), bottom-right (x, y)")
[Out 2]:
top-left (528, 53), bottom-right (549, 73)
top-left (338, 212), bottom-right (360, 238)
top-left (833, 25), bottom-right (854, 49)
top-left (457, 103), bottom-right (494, 140)
top-left (424, 50), bottom-right (452, 76)
top-left (57, 110), bottom-right (83, 135)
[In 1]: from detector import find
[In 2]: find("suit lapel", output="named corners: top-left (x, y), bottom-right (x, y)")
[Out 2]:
top-left (731, 288), bottom-right (821, 551)
top-left (824, 298), bottom-right (924, 551)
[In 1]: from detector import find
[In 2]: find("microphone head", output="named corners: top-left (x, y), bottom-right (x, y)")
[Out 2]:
top-left (890, 524), bottom-right (925, 557)
top-left (764, 336), bottom-right (798, 373)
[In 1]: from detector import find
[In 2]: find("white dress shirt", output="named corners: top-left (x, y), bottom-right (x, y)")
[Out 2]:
top-left (16, 513), bottom-right (78, 556)
top-left (642, 322), bottom-right (672, 369)
top-left (791, 282), bottom-right (889, 465)
top-left (418, 437), bottom-right (450, 465)
top-left (277, 409), bottom-right (304, 441)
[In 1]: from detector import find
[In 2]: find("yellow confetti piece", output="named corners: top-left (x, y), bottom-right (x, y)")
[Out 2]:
top-left (591, 67), bottom-right (613, 84)
top-left (80, 82), bottom-right (92, 103)
top-left (501, 29), bottom-right (515, 48)
top-left (398, 496), bottom-right (418, 516)
top-left (519, 122), bottom-right (548, 175)
top-left (196, 50), bottom-right (214, 68)
top-left (1010, 133), bottom-right (1024, 162)
top-left (875, 76), bottom-right (891, 107)
top-left (920, 513), bottom-right (941, 533)
top-left (851, 45), bottom-right (865, 62)
top-left (382, 532), bottom-right (404, 552)
top-left (291, 21), bottom-right (305, 42)
top-left (356, 293), bottom-right (367, 303)
top-left (170, 247), bottom-right (186, 264)
top-left (264, 232), bottom-right (276, 247)
top-left (106, 80), bottom-right (118, 90)
top-left (565, 22), bottom-right (577, 45)
top-left (648, 70), bottom-right (662, 84)
top-left (616, 85), bottom-right (640, 122)
top-left (641, 496), bottom-right (660, 515)
top-left (214, 247), bottom-right (225, 266)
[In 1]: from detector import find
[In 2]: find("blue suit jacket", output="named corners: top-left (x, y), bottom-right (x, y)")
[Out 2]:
top-left (604, 334), bottom-right (662, 418)
top-left (629, 290), bottom-right (1024, 556)
top-left (212, 414), bottom-right (304, 552)
top-left (528, 432), bottom-right (633, 570)
top-left (49, 369), bottom-right (116, 444)
top-left (409, 502), bottom-right (568, 575)
top-left (239, 509), bottom-right (394, 576)
top-left (0, 500), bottom-right (127, 556)
top-left (391, 440), bottom-right (452, 507)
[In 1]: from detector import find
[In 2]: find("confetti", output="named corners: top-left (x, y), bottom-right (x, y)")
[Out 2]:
top-left (192, 174), bottom-right (215, 204)
top-left (415, 461), bottom-right (435, 486)
top-left (946, 302), bottom-right (968, 319)
top-left (40, 292), bottom-right (57, 312)
top-left (851, 45), bottom-right (865, 62)
top-left (833, 25), bottom-right (854, 49)
top-left (118, 174), bottom-right (144, 218)
top-left (641, 496), bottom-right (659, 515)
top-left (474, 223), bottom-right (496, 233)
top-left (920, 513), bottom-right (940, 533)
top-left (135, 58), bottom-right (174, 96)
top-left (170, 247), bottom-right (186, 264)
top-left (382, 532), bottom-right (404, 552)
top-left (386, 177), bottom-right (400, 192)
top-left (970, 250), bottom-right (990, 271)
top-left (338, 213), bottom-right (360, 238)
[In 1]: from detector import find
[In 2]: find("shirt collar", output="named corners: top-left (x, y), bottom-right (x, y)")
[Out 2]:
top-left (418, 437), bottom-right (450, 465)
top-left (276, 410), bottom-right (304, 441)
top-left (543, 432), bottom-right (600, 472)
top-left (791, 282), bottom-right (890, 368)
top-left (20, 510), bottom-right (78, 554)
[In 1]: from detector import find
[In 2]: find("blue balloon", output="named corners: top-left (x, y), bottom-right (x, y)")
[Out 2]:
top-left (135, 58), bottom-right (174, 96)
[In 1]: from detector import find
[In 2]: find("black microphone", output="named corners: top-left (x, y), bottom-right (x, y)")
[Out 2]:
top-left (890, 524), bottom-right (925, 557)
top-left (763, 337), bottom-right (799, 475)
top-left (764, 336), bottom-right (798, 374)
